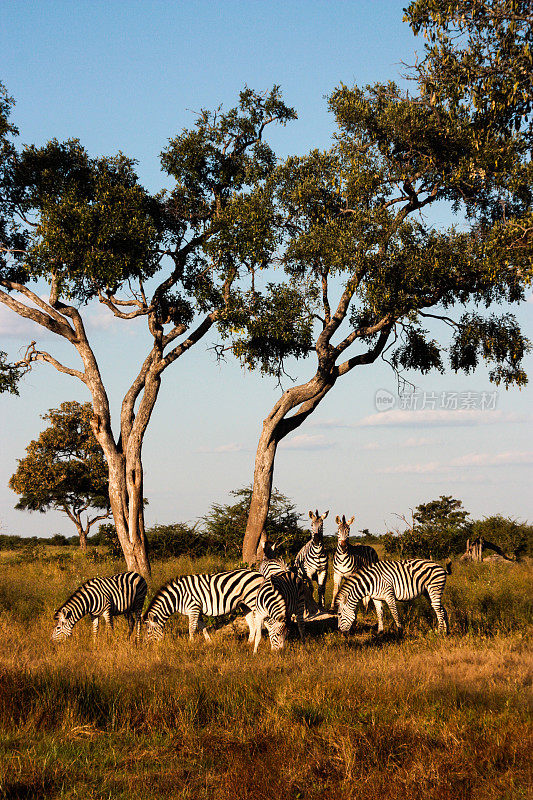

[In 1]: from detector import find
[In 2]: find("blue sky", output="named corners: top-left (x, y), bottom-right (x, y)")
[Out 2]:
top-left (1, 0), bottom-right (532, 539)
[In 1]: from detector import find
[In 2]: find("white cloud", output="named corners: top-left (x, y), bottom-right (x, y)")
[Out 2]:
top-left (362, 436), bottom-right (440, 451)
top-left (450, 451), bottom-right (533, 468)
top-left (378, 461), bottom-right (442, 475)
top-left (357, 409), bottom-right (526, 428)
top-left (197, 442), bottom-right (247, 454)
top-left (280, 433), bottom-right (337, 451)
top-left (377, 449), bottom-right (533, 475)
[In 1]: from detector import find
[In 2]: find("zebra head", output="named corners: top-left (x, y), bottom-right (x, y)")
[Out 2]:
top-left (309, 509), bottom-right (329, 541)
top-left (337, 598), bottom-right (357, 634)
top-left (144, 613), bottom-right (164, 642)
top-left (335, 514), bottom-right (355, 545)
top-left (51, 608), bottom-right (74, 641)
top-left (265, 618), bottom-right (288, 651)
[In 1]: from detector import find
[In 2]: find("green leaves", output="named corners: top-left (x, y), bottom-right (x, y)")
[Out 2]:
top-left (9, 401), bottom-right (110, 514)
top-left (0, 350), bottom-right (21, 395)
top-left (450, 311), bottom-right (530, 386)
top-left (404, 0), bottom-right (533, 140)
top-left (221, 283), bottom-right (314, 377)
top-left (14, 143), bottom-right (161, 301)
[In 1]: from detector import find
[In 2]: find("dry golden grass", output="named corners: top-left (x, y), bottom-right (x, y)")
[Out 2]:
top-left (0, 554), bottom-right (531, 799)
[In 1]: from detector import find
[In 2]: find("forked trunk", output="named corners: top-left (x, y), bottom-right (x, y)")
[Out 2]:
top-left (101, 447), bottom-right (152, 580)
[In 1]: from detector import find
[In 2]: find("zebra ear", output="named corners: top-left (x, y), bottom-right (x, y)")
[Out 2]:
top-left (321, 510), bottom-right (329, 521)
top-left (335, 515), bottom-right (341, 525)
top-left (309, 510), bottom-right (315, 520)
top-left (347, 516), bottom-right (355, 526)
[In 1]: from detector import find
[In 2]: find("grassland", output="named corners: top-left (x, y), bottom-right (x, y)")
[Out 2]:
top-left (0, 551), bottom-right (531, 800)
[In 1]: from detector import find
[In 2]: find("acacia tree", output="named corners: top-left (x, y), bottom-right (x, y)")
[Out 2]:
top-left (0, 83), bottom-right (296, 578)
top-left (237, 65), bottom-right (531, 560)
top-left (9, 401), bottom-right (111, 551)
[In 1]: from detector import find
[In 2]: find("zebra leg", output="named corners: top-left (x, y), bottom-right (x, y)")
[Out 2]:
top-left (188, 607), bottom-right (201, 639)
top-left (253, 612), bottom-right (266, 653)
top-left (373, 600), bottom-right (384, 633)
top-left (430, 598), bottom-right (449, 634)
top-left (134, 611), bottom-right (143, 643)
top-left (330, 576), bottom-right (342, 611)
top-left (90, 614), bottom-right (99, 640)
top-left (317, 571), bottom-right (327, 611)
top-left (103, 608), bottom-right (114, 637)
top-left (196, 615), bottom-right (212, 643)
top-left (385, 596), bottom-right (402, 632)
top-left (125, 612), bottom-right (135, 638)
top-left (243, 609), bottom-right (255, 642)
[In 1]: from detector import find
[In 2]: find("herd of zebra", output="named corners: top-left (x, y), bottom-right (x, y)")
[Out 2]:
top-left (51, 510), bottom-right (451, 651)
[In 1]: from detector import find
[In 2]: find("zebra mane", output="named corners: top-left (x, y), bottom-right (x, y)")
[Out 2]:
top-left (143, 576), bottom-right (182, 619)
top-left (53, 578), bottom-right (96, 618)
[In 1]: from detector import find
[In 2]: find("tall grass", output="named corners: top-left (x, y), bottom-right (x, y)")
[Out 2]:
top-left (0, 553), bottom-right (531, 799)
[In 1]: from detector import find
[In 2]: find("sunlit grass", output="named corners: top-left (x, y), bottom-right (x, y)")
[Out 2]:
top-left (0, 554), bottom-right (531, 799)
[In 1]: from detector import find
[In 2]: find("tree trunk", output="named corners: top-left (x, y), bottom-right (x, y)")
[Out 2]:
top-left (242, 420), bottom-right (279, 564)
top-left (100, 447), bottom-right (152, 580)
top-left (242, 374), bottom-right (334, 563)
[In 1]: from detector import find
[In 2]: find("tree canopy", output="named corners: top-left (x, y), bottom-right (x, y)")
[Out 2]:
top-left (9, 401), bottom-right (111, 550)
top-left (0, 82), bottom-right (296, 577)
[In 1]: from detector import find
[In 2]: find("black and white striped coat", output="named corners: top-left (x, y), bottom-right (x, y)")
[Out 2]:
top-left (330, 514), bottom-right (379, 610)
top-left (144, 569), bottom-right (264, 642)
top-left (294, 509), bottom-right (329, 609)
top-left (253, 569), bottom-right (318, 652)
top-left (258, 538), bottom-right (289, 579)
top-left (337, 559), bottom-right (450, 634)
top-left (51, 572), bottom-right (148, 642)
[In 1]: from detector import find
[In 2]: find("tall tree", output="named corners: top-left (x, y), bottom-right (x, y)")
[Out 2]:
top-left (9, 401), bottom-right (111, 551)
top-left (0, 82), bottom-right (296, 578)
top-left (237, 72), bottom-right (531, 561)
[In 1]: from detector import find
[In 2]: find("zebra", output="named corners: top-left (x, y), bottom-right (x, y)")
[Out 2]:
top-left (337, 559), bottom-right (451, 635)
top-left (258, 532), bottom-right (289, 578)
top-left (330, 514), bottom-right (379, 611)
top-left (51, 572), bottom-right (148, 642)
top-left (144, 569), bottom-right (264, 642)
top-left (252, 568), bottom-right (319, 652)
top-left (294, 509), bottom-right (329, 609)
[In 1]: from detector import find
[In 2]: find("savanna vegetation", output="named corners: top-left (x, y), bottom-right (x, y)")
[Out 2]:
top-left (0, 545), bottom-right (531, 800)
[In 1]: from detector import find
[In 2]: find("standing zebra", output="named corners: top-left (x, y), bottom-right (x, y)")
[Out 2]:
top-left (51, 572), bottom-right (148, 642)
top-left (253, 569), bottom-right (318, 652)
top-left (144, 569), bottom-right (264, 642)
top-left (337, 559), bottom-right (451, 635)
top-left (294, 509), bottom-right (329, 609)
top-left (330, 514), bottom-right (379, 610)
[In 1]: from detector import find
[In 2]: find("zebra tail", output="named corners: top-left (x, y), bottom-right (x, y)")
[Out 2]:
top-left (445, 559), bottom-right (452, 575)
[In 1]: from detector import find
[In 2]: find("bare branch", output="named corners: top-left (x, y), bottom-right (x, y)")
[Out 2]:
top-left (14, 341), bottom-right (87, 383)
top-left (0, 284), bottom-right (77, 340)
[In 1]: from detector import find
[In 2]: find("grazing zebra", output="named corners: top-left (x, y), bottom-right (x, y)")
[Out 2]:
top-left (144, 569), bottom-right (264, 642)
top-left (337, 559), bottom-right (451, 635)
top-left (252, 569), bottom-right (318, 652)
top-left (330, 514), bottom-right (379, 610)
top-left (51, 572), bottom-right (148, 642)
top-left (294, 509), bottom-right (329, 609)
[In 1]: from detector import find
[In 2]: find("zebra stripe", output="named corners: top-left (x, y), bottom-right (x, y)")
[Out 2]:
top-left (144, 569), bottom-right (264, 642)
top-left (337, 559), bottom-right (450, 634)
top-left (330, 514), bottom-right (378, 610)
top-left (253, 569), bottom-right (317, 652)
top-left (294, 509), bottom-right (329, 609)
top-left (51, 572), bottom-right (148, 642)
